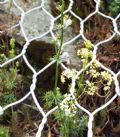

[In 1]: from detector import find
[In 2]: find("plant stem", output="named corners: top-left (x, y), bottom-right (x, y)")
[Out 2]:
top-left (53, 1), bottom-right (70, 137)
top-left (79, 57), bottom-right (88, 92)
top-left (54, 0), bottom-right (65, 95)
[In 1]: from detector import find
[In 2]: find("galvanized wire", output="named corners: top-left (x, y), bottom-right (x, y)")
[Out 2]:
top-left (0, 0), bottom-right (120, 137)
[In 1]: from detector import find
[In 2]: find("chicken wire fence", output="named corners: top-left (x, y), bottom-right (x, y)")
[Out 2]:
top-left (0, 0), bottom-right (120, 137)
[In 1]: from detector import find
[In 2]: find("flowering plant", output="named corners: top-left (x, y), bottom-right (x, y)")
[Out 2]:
top-left (76, 41), bottom-right (114, 96)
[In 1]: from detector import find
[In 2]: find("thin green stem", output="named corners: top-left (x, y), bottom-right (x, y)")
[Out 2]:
top-left (54, 61), bottom-right (59, 95)
top-left (53, 1), bottom-right (69, 137)
top-left (54, 0), bottom-right (65, 95)
top-left (78, 57), bottom-right (88, 92)
top-left (57, 0), bottom-right (64, 58)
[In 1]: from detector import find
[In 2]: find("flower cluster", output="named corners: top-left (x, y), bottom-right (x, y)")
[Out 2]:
top-left (77, 48), bottom-right (93, 59)
top-left (84, 40), bottom-right (92, 49)
top-left (77, 40), bottom-right (93, 63)
top-left (86, 61), bottom-right (100, 78)
top-left (101, 71), bottom-right (113, 91)
top-left (83, 61), bottom-right (113, 95)
top-left (61, 69), bottom-right (77, 83)
top-left (85, 80), bottom-right (98, 95)
top-left (60, 94), bottom-right (77, 117)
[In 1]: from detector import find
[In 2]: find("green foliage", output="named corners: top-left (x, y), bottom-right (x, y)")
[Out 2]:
top-left (43, 87), bottom-right (63, 109)
top-left (0, 68), bottom-right (20, 105)
top-left (109, 0), bottom-right (120, 16)
top-left (43, 88), bottom-right (88, 137)
top-left (2, 91), bottom-right (16, 106)
top-left (48, 0), bottom-right (89, 135)
top-left (47, 0), bottom-right (89, 136)
top-left (0, 66), bottom-right (20, 106)
top-left (0, 126), bottom-right (9, 137)
top-left (55, 109), bottom-right (88, 137)
top-left (0, 38), bottom-right (21, 106)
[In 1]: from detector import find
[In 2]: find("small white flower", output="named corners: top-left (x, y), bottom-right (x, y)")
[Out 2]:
top-left (104, 86), bottom-right (110, 91)
top-left (88, 69), bottom-right (98, 78)
top-left (107, 79), bottom-right (112, 86)
top-left (63, 15), bottom-right (72, 28)
top-left (86, 80), bottom-right (90, 84)
top-left (64, 18), bottom-right (72, 28)
top-left (61, 75), bottom-right (65, 83)
top-left (91, 71), bottom-right (100, 78)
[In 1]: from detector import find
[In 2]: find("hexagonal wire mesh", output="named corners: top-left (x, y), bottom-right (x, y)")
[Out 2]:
top-left (0, 0), bottom-right (120, 137)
